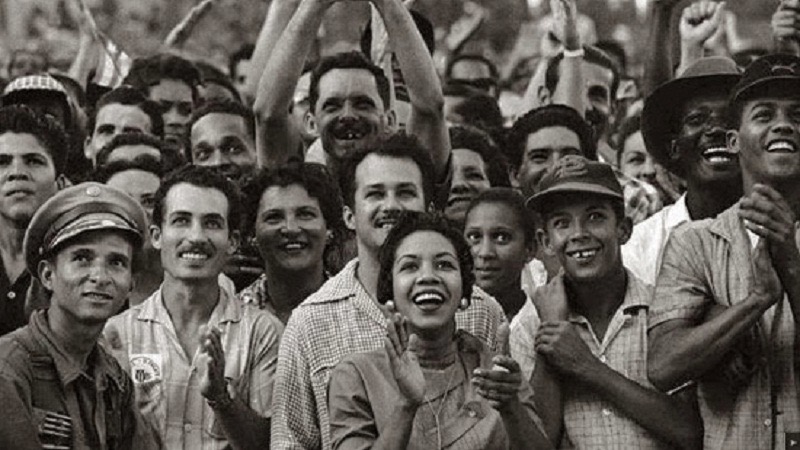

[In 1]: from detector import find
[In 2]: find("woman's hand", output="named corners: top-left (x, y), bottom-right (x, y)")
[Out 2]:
top-left (473, 323), bottom-right (523, 412)
top-left (384, 310), bottom-right (426, 406)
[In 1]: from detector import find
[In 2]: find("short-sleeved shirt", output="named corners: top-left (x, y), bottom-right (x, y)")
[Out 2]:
top-left (270, 259), bottom-right (507, 450)
top-left (104, 285), bottom-right (282, 450)
top-left (622, 194), bottom-right (690, 285)
top-left (0, 310), bottom-right (154, 450)
top-left (0, 257), bottom-right (30, 336)
top-left (329, 331), bottom-right (542, 450)
top-left (511, 272), bottom-right (673, 449)
top-left (651, 205), bottom-right (799, 450)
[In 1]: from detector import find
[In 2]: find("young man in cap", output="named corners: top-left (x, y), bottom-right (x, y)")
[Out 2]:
top-left (622, 57), bottom-right (743, 285)
top-left (0, 105), bottom-right (69, 336)
top-left (105, 165), bottom-right (281, 449)
top-left (271, 132), bottom-right (506, 450)
top-left (0, 182), bottom-right (158, 449)
top-left (511, 155), bottom-right (702, 449)
top-left (648, 53), bottom-right (800, 449)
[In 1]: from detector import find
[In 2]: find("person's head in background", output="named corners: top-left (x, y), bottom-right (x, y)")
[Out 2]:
top-left (307, 51), bottom-right (394, 170)
top-left (123, 54), bottom-right (203, 156)
top-left (445, 125), bottom-right (510, 226)
top-left (194, 59), bottom-right (241, 104)
top-left (95, 132), bottom-right (183, 171)
top-left (189, 99), bottom-right (256, 182)
top-left (445, 54), bottom-right (500, 99)
top-left (242, 163), bottom-right (345, 280)
top-left (85, 86), bottom-right (164, 164)
top-left (91, 155), bottom-right (163, 226)
top-left (506, 104), bottom-right (596, 198)
top-left (49, 73), bottom-right (89, 136)
top-left (229, 43), bottom-right (254, 103)
top-left (463, 188), bottom-right (535, 320)
top-left (542, 46), bottom-right (620, 146)
top-left (7, 47), bottom-right (48, 80)
top-left (0, 105), bottom-right (68, 229)
top-left (616, 114), bottom-right (656, 185)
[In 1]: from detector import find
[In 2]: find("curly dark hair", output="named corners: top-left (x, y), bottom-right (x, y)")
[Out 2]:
top-left (338, 131), bottom-right (435, 209)
top-left (189, 98), bottom-right (255, 143)
top-left (377, 211), bottom-right (474, 306)
top-left (152, 164), bottom-right (242, 232)
top-left (464, 187), bottom-right (536, 248)
top-left (309, 51), bottom-right (390, 112)
top-left (0, 105), bottom-right (69, 175)
top-left (89, 86), bottom-right (165, 140)
top-left (241, 162), bottom-right (346, 245)
top-left (96, 132), bottom-right (184, 172)
top-left (123, 53), bottom-right (203, 104)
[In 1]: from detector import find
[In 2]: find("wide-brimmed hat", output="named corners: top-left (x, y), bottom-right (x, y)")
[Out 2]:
top-left (641, 57), bottom-right (741, 177)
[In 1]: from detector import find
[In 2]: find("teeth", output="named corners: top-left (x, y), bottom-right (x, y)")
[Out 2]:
top-left (569, 249), bottom-right (598, 259)
top-left (283, 243), bottom-right (305, 250)
top-left (414, 292), bottom-right (444, 304)
top-left (703, 147), bottom-right (735, 161)
top-left (768, 141), bottom-right (797, 152)
top-left (180, 252), bottom-right (208, 260)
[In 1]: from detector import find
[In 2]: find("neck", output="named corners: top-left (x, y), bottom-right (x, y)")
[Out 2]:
top-left (0, 216), bottom-right (26, 274)
top-left (264, 263), bottom-right (325, 317)
top-left (685, 176), bottom-right (742, 220)
top-left (47, 307), bottom-right (102, 367)
top-left (412, 321), bottom-right (458, 370)
top-left (566, 264), bottom-right (627, 322)
top-left (356, 246), bottom-right (381, 301)
top-left (490, 281), bottom-right (528, 318)
top-left (161, 273), bottom-right (220, 328)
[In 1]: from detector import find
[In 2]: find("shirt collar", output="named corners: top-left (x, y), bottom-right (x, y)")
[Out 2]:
top-left (30, 310), bottom-right (121, 389)
top-left (707, 203), bottom-right (748, 245)
top-left (665, 194), bottom-right (690, 229)
top-left (566, 269), bottom-right (651, 324)
top-left (138, 283), bottom-right (243, 326)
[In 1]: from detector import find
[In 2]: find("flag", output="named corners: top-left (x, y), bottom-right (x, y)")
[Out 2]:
top-left (91, 33), bottom-right (132, 88)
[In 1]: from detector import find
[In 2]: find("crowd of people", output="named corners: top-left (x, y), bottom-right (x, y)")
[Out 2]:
top-left (0, 0), bottom-right (798, 448)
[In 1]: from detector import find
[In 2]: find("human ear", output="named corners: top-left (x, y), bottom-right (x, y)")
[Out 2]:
top-left (39, 260), bottom-right (55, 291)
top-left (150, 225), bottom-right (163, 251)
top-left (726, 130), bottom-right (740, 154)
top-left (228, 230), bottom-right (241, 255)
top-left (343, 205), bottom-right (356, 231)
top-left (304, 111), bottom-right (318, 137)
top-left (618, 217), bottom-right (633, 245)
top-left (537, 228), bottom-right (556, 257)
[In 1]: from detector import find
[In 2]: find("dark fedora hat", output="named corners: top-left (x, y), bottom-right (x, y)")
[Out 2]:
top-left (641, 57), bottom-right (741, 177)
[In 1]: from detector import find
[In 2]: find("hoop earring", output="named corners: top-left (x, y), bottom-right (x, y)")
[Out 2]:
top-left (459, 297), bottom-right (469, 310)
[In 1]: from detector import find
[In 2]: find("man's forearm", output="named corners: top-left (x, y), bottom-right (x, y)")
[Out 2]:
top-left (244, 0), bottom-right (302, 103)
top-left (642, 0), bottom-right (677, 96)
top-left (531, 358), bottom-right (563, 447)
top-left (648, 294), bottom-right (774, 391)
top-left (580, 364), bottom-right (702, 449)
top-left (372, 0), bottom-right (449, 177)
top-left (212, 397), bottom-right (271, 450)
top-left (500, 399), bottom-right (555, 450)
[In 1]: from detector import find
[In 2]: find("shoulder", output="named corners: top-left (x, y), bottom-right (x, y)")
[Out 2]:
top-left (332, 349), bottom-right (388, 382)
top-left (0, 329), bottom-right (36, 378)
top-left (297, 261), bottom-right (358, 309)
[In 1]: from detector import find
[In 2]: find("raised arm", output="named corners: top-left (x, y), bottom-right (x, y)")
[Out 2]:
top-left (162, 0), bottom-right (216, 50)
top-left (647, 234), bottom-right (781, 391)
top-left (772, 0), bottom-right (800, 55)
top-left (253, 0), bottom-right (333, 168)
top-left (641, 0), bottom-right (681, 97)
top-left (67, 0), bottom-right (100, 89)
top-left (677, 1), bottom-right (726, 76)
top-left (371, 0), bottom-right (450, 179)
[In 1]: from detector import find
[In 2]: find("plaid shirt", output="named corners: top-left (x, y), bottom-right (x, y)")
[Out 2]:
top-left (652, 205), bottom-right (800, 450)
top-left (270, 259), bottom-right (507, 450)
top-left (104, 285), bottom-right (282, 450)
top-left (511, 272), bottom-right (674, 449)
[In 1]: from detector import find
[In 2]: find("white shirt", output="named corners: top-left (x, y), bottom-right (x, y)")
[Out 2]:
top-left (622, 194), bottom-right (690, 285)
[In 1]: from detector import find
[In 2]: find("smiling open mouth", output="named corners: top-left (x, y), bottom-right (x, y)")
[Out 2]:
top-left (179, 251), bottom-right (210, 262)
top-left (412, 291), bottom-right (445, 311)
top-left (566, 248), bottom-right (600, 261)
top-left (84, 292), bottom-right (113, 301)
top-left (281, 241), bottom-right (308, 251)
top-left (375, 217), bottom-right (398, 230)
top-left (702, 146), bottom-right (737, 163)
top-left (766, 140), bottom-right (798, 153)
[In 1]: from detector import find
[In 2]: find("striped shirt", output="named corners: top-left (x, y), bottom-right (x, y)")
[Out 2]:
top-left (651, 205), bottom-right (800, 450)
top-left (104, 285), bottom-right (282, 450)
top-left (511, 272), bottom-right (673, 449)
top-left (270, 259), bottom-right (507, 450)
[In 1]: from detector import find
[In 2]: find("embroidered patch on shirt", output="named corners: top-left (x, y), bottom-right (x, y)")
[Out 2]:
top-left (130, 354), bottom-right (162, 384)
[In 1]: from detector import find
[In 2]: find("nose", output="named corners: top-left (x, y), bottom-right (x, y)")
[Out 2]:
top-left (281, 214), bottom-right (301, 234)
top-left (6, 157), bottom-right (29, 180)
top-left (772, 110), bottom-right (795, 135)
top-left (475, 236), bottom-right (496, 260)
top-left (207, 149), bottom-right (225, 166)
top-left (640, 158), bottom-right (656, 180)
top-left (416, 261), bottom-right (440, 284)
top-left (164, 107), bottom-right (186, 126)
top-left (383, 191), bottom-right (402, 211)
top-left (88, 262), bottom-right (112, 286)
top-left (186, 219), bottom-right (206, 242)
top-left (340, 102), bottom-right (356, 118)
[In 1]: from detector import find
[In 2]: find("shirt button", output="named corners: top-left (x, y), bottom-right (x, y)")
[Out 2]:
top-left (7, 291), bottom-right (15, 299)
top-left (184, 423), bottom-right (192, 432)
top-left (602, 408), bottom-right (611, 416)
top-left (764, 419), bottom-right (772, 427)
top-left (599, 355), bottom-right (607, 363)
top-left (468, 409), bottom-right (477, 418)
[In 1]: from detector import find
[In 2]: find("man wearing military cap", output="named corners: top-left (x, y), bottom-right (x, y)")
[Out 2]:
top-left (0, 182), bottom-right (158, 449)
top-left (649, 53), bottom-right (800, 449)
top-left (622, 57), bottom-right (743, 285)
